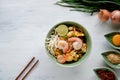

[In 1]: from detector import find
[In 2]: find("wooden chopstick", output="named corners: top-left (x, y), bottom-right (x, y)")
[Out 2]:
top-left (15, 57), bottom-right (35, 80)
top-left (22, 60), bottom-right (39, 80)
top-left (15, 57), bottom-right (39, 80)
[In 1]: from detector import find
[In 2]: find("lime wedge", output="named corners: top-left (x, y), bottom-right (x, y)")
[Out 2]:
top-left (56, 24), bottom-right (68, 36)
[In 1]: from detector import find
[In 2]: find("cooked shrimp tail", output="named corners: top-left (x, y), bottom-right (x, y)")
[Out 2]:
top-left (57, 40), bottom-right (69, 53)
top-left (68, 37), bottom-right (83, 50)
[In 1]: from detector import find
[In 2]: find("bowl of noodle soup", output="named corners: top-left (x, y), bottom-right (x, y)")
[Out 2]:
top-left (45, 21), bottom-right (91, 67)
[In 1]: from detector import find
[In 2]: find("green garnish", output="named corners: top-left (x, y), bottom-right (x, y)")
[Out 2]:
top-left (56, 0), bottom-right (120, 15)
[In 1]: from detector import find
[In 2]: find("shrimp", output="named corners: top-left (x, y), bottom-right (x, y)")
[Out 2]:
top-left (68, 37), bottom-right (83, 50)
top-left (57, 40), bottom-right (69, 53)
top-left (57, 55), bottom-right (66, 63)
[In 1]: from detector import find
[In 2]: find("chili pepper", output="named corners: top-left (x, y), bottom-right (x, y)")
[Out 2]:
top-left (97, 69), bottom-right (115, 80)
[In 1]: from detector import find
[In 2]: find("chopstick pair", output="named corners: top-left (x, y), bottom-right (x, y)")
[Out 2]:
top-left (15, 57), bottom-right (39, 80)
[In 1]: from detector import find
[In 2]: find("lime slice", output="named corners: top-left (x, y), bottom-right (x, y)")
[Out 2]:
top-left (56, 24), bottom-right (68, 36)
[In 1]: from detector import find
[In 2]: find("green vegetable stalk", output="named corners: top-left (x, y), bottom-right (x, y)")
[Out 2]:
top-left (56, 0), bottom-right (120, 15)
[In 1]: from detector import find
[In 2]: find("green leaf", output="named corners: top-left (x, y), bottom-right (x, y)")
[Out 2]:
top-left (56, 0), bottom-right (120, 14)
